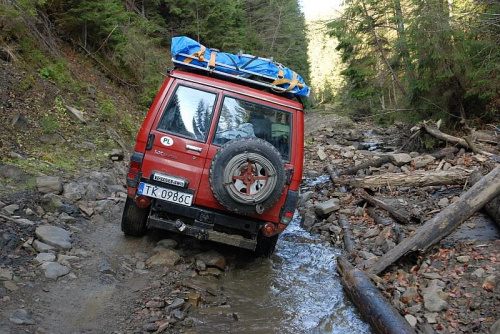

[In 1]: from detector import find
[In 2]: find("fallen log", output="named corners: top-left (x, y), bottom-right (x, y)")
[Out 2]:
top-left (345, 169), bottom-right (471, 189)
top-left (339, 214), bottom-right (355, 253)
top-left (366, 166), bottom-right (500, 275)
top-left (334, 155), bottom-right (391, 178)
top-left (337, 255), bottom-right (416, 334)
top-left (469, 170), bottom-right (500, 226)
top-left (357, 190), bottom-right (415, 224)
top-left (421, 122), bottom-right (493, 156)
top-left (429, 146), bottom-right (458, 160)
top-left (366, 207), bottom-right (394, 226)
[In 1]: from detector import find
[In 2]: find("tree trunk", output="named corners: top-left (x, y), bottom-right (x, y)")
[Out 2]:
top-left (329, 155), bottom-right (391, 181)
top-left (337, 256), bottom-right (416, 334)
top-left (345, 169), bottom-right (471, 188)
top-left (339, 214), bottom-right (355, 253)
top-left (469, 170), bottom-right (500, 226)
top-left (358, 190), bottom-right (417, 224)
top-left (367, 167), bottom-right (500, 275)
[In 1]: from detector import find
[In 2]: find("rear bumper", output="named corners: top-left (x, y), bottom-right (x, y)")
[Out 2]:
top-left (149, 200), bottom-right (263, 250)
top-left (148, 214), bottom-right (257, 250)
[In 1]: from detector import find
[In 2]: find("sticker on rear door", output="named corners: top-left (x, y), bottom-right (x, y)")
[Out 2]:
top-left (160, 136), bottom-right (174, 146)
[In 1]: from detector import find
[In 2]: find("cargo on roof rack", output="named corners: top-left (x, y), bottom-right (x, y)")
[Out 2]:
top-left (171, 36), bottom-right (310, 98)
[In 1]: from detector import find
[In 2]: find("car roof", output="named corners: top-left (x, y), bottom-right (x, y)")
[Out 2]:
top-left (169, 69), bottom-right (304, 111)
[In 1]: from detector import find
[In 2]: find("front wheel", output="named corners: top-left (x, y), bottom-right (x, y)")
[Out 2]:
top-left (255, 232), bottom-right (279, 258)
top-left (121, 197), bottom-right (149, 236)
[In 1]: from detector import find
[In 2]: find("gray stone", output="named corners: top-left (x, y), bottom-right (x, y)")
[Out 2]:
top-left (15, 218), bottom-right (34, 226)
top-left (424, 312), bottom-right (438, 324)
top-left (389, 153), bottom-right (412, 166)
top-left (317, 148), bottom-right (327, 161)
top-left (404, 314), bottom-right (417, 328)
top-left (33, 240), bottom-right (56, 252)
top-left (413, 155), bottom-right (435, 169)
top-left (3, 204), bottom-right (19, 215)
top-left (146, 249), bottom-right (181, 268)
top-left (301, 212), bottom-right (317, 229)
top-left (35, 225), bottom-right (72, 250)
top-left (9, 309), bottom-right (35, 325)
top-left (0, 268), bottom-right (13, 280)
top-left (490, 319), bottom-right (500, 334)
top-left (298, 191), bottom-right (314, 207)
top-left (57, 255), bottom-right (80, 263)
top-left (41, 194), bottom-right (64, 213)
top-left (36, 176), bottom-right (63, 194)
top-left (145, 297), bottom-right (165, 308)
top-left (195, 250), bottom-right (227, 270)
top-left (4, 281), bottom-right (19, 291)
top-left (41, 262), bottom-right (70, 279)
top-left (166, 298), bottom-right (185, 312)
top-left (438, 197), bottom-right (449, 208)
top-left (62, 182), bottom-right (86, 202)
top-left (0, 164), bottom-right (28, 181)
top-left (342, 150), bottom-right (355, 158)
top-left (35, 253), bottom-right (56, 264)
top-left (422, 280), bottom-right (448, 312)
top-left (314, 198), bottom-right (340, 217)
top-left (457, 255), bottom-right (470, 263)
top-left (99, 259), bottom-right (115, 274)
top-left (472, 268), bottom-right (485, 278)
top-left (156, 239), bottom-right (178, 250)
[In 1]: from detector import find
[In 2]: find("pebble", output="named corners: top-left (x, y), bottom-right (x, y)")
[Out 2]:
top-left (405, 314), bottom-right (417, 327)
top-left (41, 262), bottom-right (70, 279)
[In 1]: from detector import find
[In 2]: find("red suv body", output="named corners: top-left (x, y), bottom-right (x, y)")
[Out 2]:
top-left (122, 69), bottom-right (304, 256)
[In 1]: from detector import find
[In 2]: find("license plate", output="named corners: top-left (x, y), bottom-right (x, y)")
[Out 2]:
top-left (137, 182), bottom-right (193, 206)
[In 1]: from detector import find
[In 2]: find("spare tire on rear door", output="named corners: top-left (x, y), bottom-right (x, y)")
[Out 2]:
top-left (209, 137), bottom-right (286, 215)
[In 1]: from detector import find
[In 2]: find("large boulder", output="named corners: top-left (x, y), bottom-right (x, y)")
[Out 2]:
top-left (36, 176), bottom-right (63, 194)
top-left (35, 225), bottom-right (72, 250)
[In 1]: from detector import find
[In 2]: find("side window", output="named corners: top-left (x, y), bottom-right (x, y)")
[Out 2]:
top-left (213, 96), bottom-right (292, 161)
top-left (157, 85), bottom-right (217, 141)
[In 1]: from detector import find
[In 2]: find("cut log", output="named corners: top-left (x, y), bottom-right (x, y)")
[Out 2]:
top-left (422, 123), bottom-right (493, 156)
top-left (367, 167), bottom-right (500, 275)
top-left (366, 207), bottom-right (394, 226)
top-left (339, 214), bottom-right (355, 253)
top-left (357, 190), bottom-right (415, 224)
top-left (469, 170), bottom-right (500, 226)
top-left (346, 169), bottom-right (471, 188)
top-left (337, 255), bottom-right (416, 334)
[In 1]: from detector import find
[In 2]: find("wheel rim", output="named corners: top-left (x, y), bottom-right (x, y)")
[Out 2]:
top-left (223, 152), bottom-right (277, 204)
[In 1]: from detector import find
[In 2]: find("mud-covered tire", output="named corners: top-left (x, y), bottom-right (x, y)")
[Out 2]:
top-left (121, 197), bottom-right (149, 237)
top-left (209, 137), bottom-right (286, 215)
top-left (255, 232), bottom-right (279, 258)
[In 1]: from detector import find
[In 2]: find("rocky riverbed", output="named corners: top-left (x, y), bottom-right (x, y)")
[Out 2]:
top-left (0, 111), bottom-right (499, 334)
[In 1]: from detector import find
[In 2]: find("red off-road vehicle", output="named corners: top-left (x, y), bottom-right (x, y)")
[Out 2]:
top-left (122, 66), bottom-right (305, 256)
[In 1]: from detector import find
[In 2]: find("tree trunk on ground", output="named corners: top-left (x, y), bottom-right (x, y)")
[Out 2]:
top-left (330, 156), bottom-right (391, 180)
top-left (346, 169), bottom-right (471, 188)
top-left (358, 190), bottom-right (416, 224)
top-left (366, 167), bottom-right (500, 275)
top-left (366, 207), bottom-right (394, 226)
top-left (429, 146), bottom-right (458, 160)
top-left (421, 123), bottom-right (493, 156)
top-left (339, 214), bottom-right (355, 253)
top-left (337, 255), bottom-right (416, 334)
top-left (469, 170), bottom-right (500, 226)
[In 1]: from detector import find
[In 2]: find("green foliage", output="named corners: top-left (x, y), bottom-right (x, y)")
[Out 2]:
top-left (41, 113), bottom-right (59, 134)
top-left (327, 0), bottom-right (500, 125)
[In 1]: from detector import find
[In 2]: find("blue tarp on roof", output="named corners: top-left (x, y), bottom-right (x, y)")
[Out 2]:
top-left (171, 36), bottom-right (310, 97)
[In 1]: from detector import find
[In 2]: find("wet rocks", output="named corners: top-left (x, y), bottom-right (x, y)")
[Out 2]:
top-left (314, 198), bottom-right (340, 217)
top-left (194, 251), bottom-right (227, 271)
top-left (35, 225), bottom-right (72, 250)
top-left (146, 249), bottom-right (181, 268)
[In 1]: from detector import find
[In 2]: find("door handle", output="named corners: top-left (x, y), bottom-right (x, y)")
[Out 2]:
top-left (186, 144), bottom-right (202, 152)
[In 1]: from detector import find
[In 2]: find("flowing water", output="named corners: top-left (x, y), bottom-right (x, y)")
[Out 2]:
top-left (192, 214), bottom-right (372, 333)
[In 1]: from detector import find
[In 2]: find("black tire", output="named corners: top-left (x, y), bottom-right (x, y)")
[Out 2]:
top-left (121, 197), bottom-right (149, 236)
top-left (209, 137), bottom-right (286, 215)
top-left (255, 232), bottom-right (279, 258)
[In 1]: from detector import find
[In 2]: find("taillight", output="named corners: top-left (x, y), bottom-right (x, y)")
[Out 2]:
top-left (126, 152), bottom-right (144, 197)
top-left (135, 195), bottom-right (150, 208)
top-left (262, 222), bottom-right (276, 237)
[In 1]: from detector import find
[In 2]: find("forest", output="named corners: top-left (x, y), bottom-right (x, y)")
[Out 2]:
top-left (0, 0), bottom-right (308, 106)
top-left (1, 0), bottom-right (499, 126)
top-left (327, 0), bottom-right (500, 125)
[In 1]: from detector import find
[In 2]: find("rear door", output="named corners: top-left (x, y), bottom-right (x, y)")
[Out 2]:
top-left (140, 82), bottom-right (219, 203)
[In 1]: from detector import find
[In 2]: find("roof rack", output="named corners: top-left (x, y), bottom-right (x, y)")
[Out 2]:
top-left (172, 53), bottom-right (290, 93)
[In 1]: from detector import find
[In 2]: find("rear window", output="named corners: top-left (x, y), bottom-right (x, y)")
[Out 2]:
top-left (213, 96), bottom-right (292, 161)
top-left (157, 85), bottom-right (217, 142)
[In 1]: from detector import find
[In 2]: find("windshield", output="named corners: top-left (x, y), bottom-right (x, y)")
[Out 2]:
top-left (213, 96), bottom-right (292, 161)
